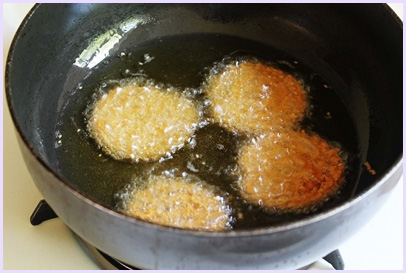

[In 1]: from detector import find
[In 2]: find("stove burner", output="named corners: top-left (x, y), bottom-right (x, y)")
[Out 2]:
top-left (30, 199), bottom-right (344, 270)
top-left (76, 236), bottom-right (139, 270)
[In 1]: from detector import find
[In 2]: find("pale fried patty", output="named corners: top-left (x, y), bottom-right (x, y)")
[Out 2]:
top-left (123, 175), bottom-right (231, 231)
top-left (88, 82), bottom-right (199, 161)
top-left (205, 61), bottom-right (308, 135)
top-left (237, 130), bottom-right (345, 211)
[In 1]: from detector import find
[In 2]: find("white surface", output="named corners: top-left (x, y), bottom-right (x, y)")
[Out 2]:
top-left (2, 3), bottom-right (404, 270)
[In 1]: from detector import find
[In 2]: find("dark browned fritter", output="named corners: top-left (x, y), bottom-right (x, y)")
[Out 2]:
top-left (237, 130), bottom-right (345, 211)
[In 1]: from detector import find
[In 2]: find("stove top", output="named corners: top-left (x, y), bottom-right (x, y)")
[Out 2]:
top-left (3, 3), bottom-right (404, 270)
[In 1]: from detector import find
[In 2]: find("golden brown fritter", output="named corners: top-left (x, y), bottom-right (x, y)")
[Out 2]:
top-left (124, 175), bottom-right (231, 231)
top-left (237, 130), bottom-right (345, 211)
top-left (205, 60), bottom-right (308, 135)
top-left (88, 82), bottom-right (199, 161)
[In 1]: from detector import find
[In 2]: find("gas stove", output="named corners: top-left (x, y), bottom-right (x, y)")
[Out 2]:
top-left (3, 3), bottom-right (403, 270)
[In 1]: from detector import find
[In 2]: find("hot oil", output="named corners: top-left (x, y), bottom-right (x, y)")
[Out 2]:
top-left (55, 33), bottom-right (361, 230)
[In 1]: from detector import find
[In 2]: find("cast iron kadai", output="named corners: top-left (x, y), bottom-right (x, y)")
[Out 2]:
top-left (5, 3), bottom-right (402, 269)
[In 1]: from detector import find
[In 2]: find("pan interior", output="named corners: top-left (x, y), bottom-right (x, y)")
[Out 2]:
top-left (54, 32), bottom-right (360, 229)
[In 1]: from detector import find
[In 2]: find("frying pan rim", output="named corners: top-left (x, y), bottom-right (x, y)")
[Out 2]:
top-left (4, 2), bottom-right (403, 237)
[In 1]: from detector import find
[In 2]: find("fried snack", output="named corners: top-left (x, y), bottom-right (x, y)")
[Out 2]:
top-left (205, 60), bottom-right (307, 135)
top-left (237, 130), bottom-right (345, 211)
top-left (88, 82), bottom-right (199, 161)
top-left (124, 175), bottom-right (231, 231)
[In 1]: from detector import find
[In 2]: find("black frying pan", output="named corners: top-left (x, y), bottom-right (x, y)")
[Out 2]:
top-left (6, 3), bottom-right (402, 269)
